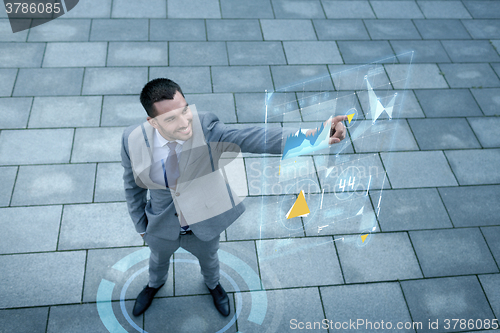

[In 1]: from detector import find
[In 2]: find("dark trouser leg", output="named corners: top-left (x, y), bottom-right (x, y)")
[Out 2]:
top-left (181, 233), bottom-right (220, 290)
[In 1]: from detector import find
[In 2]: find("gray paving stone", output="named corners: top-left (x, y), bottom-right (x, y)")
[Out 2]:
top-left (283, 41), bottom-right (343, 65)
top-left (11, 163), bottom-right (96, 206)
top-left (261, 19), bottom-right (317, 41)
top-left (82, 67), bottom-right (148, 95)
top-left (0, 166), bottom-right (16, 207)
top-left (144, 295), bottom-right (236, 332)
top-left (174, 240), bottom-right (259, 295)
top-left (237, 288), bottom-right (325, 332)
top-left (463, 1), bottom-right (500, 19)
top-left (365, 19), bottom-right (422, 40)
top-left (207, 19), bottom-right (262, 41)
top-left (272, 0), bottom-right (325, 18)
top-left (337, 232), bottom-right (422, 283)
top-left (401, 276), bottom-right (495, 333)
top-left (150, 19), bottom-right (206, 41)
top-left (298, 90), bottom-right (362, 121)
top-left (90, 19), bottom-right (149, 41)
top-left (414, 89), bottom-right (480, 118)
top-left (392, 40), bottom-right (451, 63)
top-left (301, 193), bottom-right (376, 235)
top-left (111, 0), bottom-right (166, 18)
top-left (170, 41), bottom-right (228, 66)
top-left (0, 251), bottom-right (85, 307)
top-left (313, 19), bottom-right (370, 40)
top-left (220, 0), bottom-right (274, 18)
top-left (149, 66), bottom-right (212, 93)
top-left (0, 19), bottom-right (28, 41)
top-left (101, 95), bottom-right (147, 126)
top-left (60, 0), bottom-right (112, 18)
top-left (351, 119), bottom-right (419, 152)
top-left (409, 118), bottom-right (481, 150)
top-left (371, 1), bottom-right (424, 18)
top-left (493, 63), bottom-right (500, 78)
top-left (439, 185), bottom-right (500, 228)
top-left (357, 89), bottom-right (425, 118)
top-left (59, 202), bottom-right (142, 250)
top-left (212, 66), bottom-right (274, 93)
top-left (329, 64), bottom-right (391, 91)
top-left (414, 19), bottom-right (471, 39)
top-left (235, 92), bottom-right (299, 123)
top-left (417, 1), bottom-right (472, 19)
top-left (83, 247), bottom-right (173, 303)
top-left (468, 117), bottom-right (500, 148)
top-left (321, 283), bottom-right (414, 333)
top-left (257, 237), bottom-right (344, 288)
top-left (471, 88), bottom-right (500, 116)
top-left (479, 274), bottom-right (500, 320)
top-left (386, 64), bottom-right (448, 89)
top-left (14, 68), bottom-right (84, 96)
top-left (107, 42), bottom-right (169, 66)
top-left (71, 127), bottom-right (124, 163)
top-left (271, 65), bottom-right (334, 91)
top-left (168, 0), bottom-right (221, 19)
top-left (314, 153), bottom-right (390, 193)
top-left (0, 307), bottom-right (48, 333)
top-left (227, 42), bottom-right (286, 65)
top-left (0, 43), bottom-right (44, 68)
top-left (322, 1), bottom-right (375, 19)
top-left (337, 41), bottom-right (395, 64)
top-left (185, 93), bottom-right (236, 123)
top-left (29, 96), bottom-right (102, 128)
top-left (43, 42), bottom-right (107, 67)
top-left (226, 196), bottom-right (304, 240)
top-left (481, 227), bottom-right (500, 268)
top-left (94, 162), bottom-right (126, 202)
top-left (373, 188), bottom-right (452, 232)
top-left (0, 68), bottom-right (16, 96)
top-left (47, 302), bottom-right (142, 333)
top-left (27, 19), bottom-right (91, 41)
top-left (0, 205), bottom-right (61, 254)
top-left (462, 19), bottom-right (500, 39)
top-left (411, 228), bottom-right (498, 277)
top-left (0, 97), bottom-right (32, 129)
top-left (442, 40), bottom-right (500, 63)
top-left (381, 151), bottom-right (458, 188)
top-left (445, 149), bottom-right (500, 185)
top-left (0, 128), bottom-right (73, 165)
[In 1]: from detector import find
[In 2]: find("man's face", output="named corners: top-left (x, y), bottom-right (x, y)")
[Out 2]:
top-left (147, 91), bottom-right (193, 141)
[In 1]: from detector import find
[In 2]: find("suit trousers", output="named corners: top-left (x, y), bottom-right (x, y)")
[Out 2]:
top-left (143, 232), bottom-right (220, 290)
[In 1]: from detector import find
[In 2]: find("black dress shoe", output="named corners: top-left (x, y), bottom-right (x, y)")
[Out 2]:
top-left (132, 284), bottom-right (164, 316)
top-left (208, 283), bottom-right (230, 316)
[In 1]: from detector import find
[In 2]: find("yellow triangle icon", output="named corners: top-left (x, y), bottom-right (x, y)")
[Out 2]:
top-left (286, 190), bottom-right (310, 219)
top-left (360, 234), bottom-right (369, 243)
top-left (347, 113), bottom-right (355, 124)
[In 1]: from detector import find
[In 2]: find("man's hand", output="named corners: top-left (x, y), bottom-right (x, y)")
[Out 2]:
top-left (329, 115), bottom-right (348, 144)
top-left (305, 115), bottom-right (348, 144)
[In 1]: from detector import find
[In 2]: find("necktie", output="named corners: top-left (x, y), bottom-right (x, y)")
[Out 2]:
top-left (164, 142), bottom-right (180, 188)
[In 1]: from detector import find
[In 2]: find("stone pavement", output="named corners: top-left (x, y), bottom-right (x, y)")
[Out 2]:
top-left (0, 0), bottom-right (500, 332)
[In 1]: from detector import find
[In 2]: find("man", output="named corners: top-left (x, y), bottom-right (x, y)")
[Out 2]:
top-left (121, 78), bottom-right (347, 317)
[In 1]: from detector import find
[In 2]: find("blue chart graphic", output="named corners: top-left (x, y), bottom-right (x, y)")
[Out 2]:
top-left (282, 118), bottom-right (332, 160)
top-left (365, 76), bottom-right (398, 123)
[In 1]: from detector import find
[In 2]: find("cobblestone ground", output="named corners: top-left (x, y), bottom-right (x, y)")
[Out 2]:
top-left (0, 0), bottom-right (499, 332)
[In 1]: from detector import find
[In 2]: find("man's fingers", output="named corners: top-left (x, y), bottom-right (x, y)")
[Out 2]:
top-left (331, 115), bottom-right (348, 127)
top-left (329, 118), bottom-right (347, 144)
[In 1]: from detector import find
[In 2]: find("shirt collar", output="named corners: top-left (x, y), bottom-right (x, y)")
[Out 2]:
top-left (154, 129), bottom-right (185, 147)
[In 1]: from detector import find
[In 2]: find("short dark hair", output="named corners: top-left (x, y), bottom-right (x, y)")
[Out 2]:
top-left (140, 78), bottom-right (185, 117)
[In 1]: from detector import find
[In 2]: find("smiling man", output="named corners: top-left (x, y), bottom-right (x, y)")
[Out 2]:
top-left (121, 78), bottom-right (347, 318)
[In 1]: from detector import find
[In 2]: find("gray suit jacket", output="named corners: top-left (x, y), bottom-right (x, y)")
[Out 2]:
top-left (121, 110), bottom-right (293, 241)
